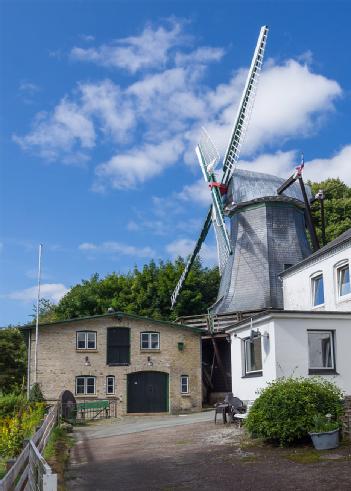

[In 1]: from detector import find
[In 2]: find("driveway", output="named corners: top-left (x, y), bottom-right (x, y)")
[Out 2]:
top-left (67, 412), bottom-right (351, 490)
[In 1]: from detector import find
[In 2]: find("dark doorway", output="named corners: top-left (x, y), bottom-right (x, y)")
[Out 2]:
top-left (127, 371), bottom-right (168, 413)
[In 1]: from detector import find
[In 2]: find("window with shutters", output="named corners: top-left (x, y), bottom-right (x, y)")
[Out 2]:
top-left (107, 327), bottom-right (130, 365)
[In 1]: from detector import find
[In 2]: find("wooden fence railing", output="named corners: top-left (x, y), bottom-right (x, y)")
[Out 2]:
top-left (0, 404), bottom-right (58, 491)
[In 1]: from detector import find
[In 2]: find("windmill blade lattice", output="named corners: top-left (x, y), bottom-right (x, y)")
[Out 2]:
top-left (222, 25), bottom-right (269, 185)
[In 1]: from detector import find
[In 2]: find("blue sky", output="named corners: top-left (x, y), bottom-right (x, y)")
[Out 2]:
top-left (1, 0), bottom-right (350, 326)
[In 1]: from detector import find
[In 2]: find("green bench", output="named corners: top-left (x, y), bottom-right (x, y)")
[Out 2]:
top-left (76, 400), bottom-right (110, 419)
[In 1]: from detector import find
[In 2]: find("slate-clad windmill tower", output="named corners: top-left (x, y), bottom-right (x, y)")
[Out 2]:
top-left (171, 26), bottom-right (314, 317)
top-left (212, 168), bottom-right (312, 313)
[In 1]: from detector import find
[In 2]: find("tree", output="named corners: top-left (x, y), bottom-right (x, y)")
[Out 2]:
top-left (53, 258), bottom-right (220, 321)
top-left (0, 328), bottom-right (27, 394)
top-left (310, 178), bottom-right (351, 244)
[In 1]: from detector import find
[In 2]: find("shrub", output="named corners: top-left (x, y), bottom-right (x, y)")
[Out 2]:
top-left (0, 403), bottom-right (45, 458)
top-left (0, 393), bottom-right (26, 418)
top-left (245, 377), bottom-right (344, 446)
top-left (29, 383), bottom-right (45, 403)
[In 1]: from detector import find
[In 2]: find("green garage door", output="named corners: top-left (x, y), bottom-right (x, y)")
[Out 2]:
top-left (127, 371), bottom-right (168, 413)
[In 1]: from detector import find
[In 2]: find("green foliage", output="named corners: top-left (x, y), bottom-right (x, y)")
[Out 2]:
top-left (0, 397), bottom-right (45, 458)
top-left (53, 258), bottom-right (219, 321)
top-left (309, 413), bottom-right (340, 433)
top-left (29, 383), bottom-right (45, 403)
top-left (0, 393), bottom-right (26, 418)
top-left (245, 377), bottom-right (344, 446)
top-left (0, 328), bottom-right (27, 395)
top-left (310, 178), bottom-right (351, 244)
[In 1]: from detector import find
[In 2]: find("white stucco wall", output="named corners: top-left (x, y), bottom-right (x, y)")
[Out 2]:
top-left (230, 313), bottom-right (351, 402)
top-left (230, 318), bottom-right (277, 401)
top-left (283, 242), bottom-right (351, 311)
top-left (275, 315), bottom-right (351, 395)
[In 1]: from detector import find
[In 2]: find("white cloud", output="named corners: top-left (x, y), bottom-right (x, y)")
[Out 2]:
top-left (233, 145), bottom-right (351, 185)
top-left (94, 138), bottom-right (184, 190)
top-left (6, 283), bottom-right (68, 303)
top-left (175, 46), bottom-right (225, 66)
top-left (177, 179), bottom-right (212, 206)
top-left (13, 99), bottom-right (95, 161)
top-left (19, 81), bottom-right (40, 95)
top-left (304, 145), bottom-right (351, 185)
top-left (166, 238), bottom-right (217, 265)
top-left (239, 150), bottom-right (297, 177)
top-left (70, 21), bottom-right (184, 73)
top-left (15, 20), bottom-right (344, 191)
top-left (78, 241), bottom-right (155, 257)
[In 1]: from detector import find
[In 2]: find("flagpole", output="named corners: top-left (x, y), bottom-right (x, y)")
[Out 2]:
top-left (34, 243), bottom-right (43, 384)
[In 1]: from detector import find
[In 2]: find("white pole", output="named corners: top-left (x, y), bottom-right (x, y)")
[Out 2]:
top-left (34, 244), bottom-right (43, 384)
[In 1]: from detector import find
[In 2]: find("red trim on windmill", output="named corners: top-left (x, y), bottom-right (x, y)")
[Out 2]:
top-left (293, 153), bottom-right (305, 179)
top-left (208, 182), bottom-right (228, 195)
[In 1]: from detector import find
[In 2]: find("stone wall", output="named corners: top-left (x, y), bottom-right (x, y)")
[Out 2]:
top-left (342, 396), bottom-right (351, 438)
top-left (28, 314), bottom-right (202, 415)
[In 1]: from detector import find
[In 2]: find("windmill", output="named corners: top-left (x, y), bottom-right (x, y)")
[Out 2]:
top-left (171, 25), bottom-right (269, 308)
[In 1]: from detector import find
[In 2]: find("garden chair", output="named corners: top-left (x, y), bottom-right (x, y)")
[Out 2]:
top-left (214, 393), bottom-right (245, 423)
top-left (232, 400), bottom-right (255, 426)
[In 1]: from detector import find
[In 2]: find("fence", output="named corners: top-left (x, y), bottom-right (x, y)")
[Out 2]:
top-left (59, 399), bottom-right (117, 422)
top-left (0, 404), bottom-right (58, 491)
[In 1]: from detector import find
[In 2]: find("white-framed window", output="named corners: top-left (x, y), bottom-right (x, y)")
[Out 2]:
top-left (75, 376), bottom-right (96, 395)
top-left (76, 331), bottom-right (97, 350)
top-left (244, 337), bottom-right (262, 375)
top-left (180, 375), bottom-right (189, 394)
top-left (311, 274), bottom-right (324, 307)
top-left (140, 332), bottom-right (160, 350)
top-left (308, 330), bottom-right (335, 372)
top-left (337, 263), bottom-right (350, 297)
top-left (106, 375), bottom-right (115, 395)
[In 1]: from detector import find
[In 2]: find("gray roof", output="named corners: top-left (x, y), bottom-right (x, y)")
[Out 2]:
top-left (227, 168), bottom-right (312, 204)
top-left (225, 308), bottom-right (351, 331)
top-left (281, 228), bottom-right (351, 277)
top-left (18, 311), bottom-right (202, 334)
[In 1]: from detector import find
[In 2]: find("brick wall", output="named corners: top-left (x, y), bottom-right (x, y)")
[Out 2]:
top-left (28, 315), bottom-right (202, 415)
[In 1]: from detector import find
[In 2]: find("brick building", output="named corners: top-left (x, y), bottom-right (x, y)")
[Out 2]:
top-left (22, 312), bottom-right (202, 415)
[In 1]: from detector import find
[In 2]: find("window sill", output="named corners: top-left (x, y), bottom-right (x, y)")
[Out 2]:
top-left (242, 371), bottom-right (263, 378)
top-left (309, 369), bottom-right (339, 375)
top-left (181, 393), bottom-right (191, 397)
top-left (140, 349), bottom-right (160, 353)
top-left (75, 394), bottom-right (97, 398)
top-left (107, 363), bottom-right (130, 367)
top-left (311, 304), bottom-right (325, 310)
top-left (336, 294), bottom-right (351, 304)
top-left (76, 349), bottom-right (98, 353)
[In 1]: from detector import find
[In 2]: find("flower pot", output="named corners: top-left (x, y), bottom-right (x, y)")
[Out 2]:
top-left (308, 429), bottom-right (339, 450)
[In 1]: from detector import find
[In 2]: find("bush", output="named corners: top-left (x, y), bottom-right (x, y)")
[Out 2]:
top-left (0, 393), bottom-right (26, 418)
top-left (29, 383), bottom-right (45, 403)
top-left (245, 377), bottom-right (344, 446)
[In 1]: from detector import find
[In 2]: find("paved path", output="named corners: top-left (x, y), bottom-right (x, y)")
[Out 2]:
top-left (74, 410), bottom-right (214, 441)
top-left (67, 413), bottom-right (351, 491)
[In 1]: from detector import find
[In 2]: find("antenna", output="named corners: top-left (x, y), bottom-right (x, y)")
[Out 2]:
top-left (34, 243), bottom-right (43, 385)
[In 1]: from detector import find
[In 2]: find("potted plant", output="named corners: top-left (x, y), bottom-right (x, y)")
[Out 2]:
top-left (308, 414), bottom-right (340, 450)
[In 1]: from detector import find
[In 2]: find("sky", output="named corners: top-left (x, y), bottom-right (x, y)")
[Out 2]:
top-left (0, 0), bottom-right (350, 326)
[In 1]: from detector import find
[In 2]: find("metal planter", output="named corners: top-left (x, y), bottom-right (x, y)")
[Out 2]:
top-left (309, 429), bottom-right (339, 450)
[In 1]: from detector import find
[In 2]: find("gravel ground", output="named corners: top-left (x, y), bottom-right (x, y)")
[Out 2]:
top-left (66, 417), bottom-right (351, 490)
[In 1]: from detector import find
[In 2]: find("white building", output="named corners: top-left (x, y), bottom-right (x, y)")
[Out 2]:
top-left (227, 228), bottom-right (351, 402)
top-left (282, 228), bottom-right (351, 311)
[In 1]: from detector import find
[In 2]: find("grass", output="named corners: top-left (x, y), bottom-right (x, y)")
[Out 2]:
top-left (0, 459), bottom-right (6, 479)
top-left (44, 426), bottom-right (74, 490)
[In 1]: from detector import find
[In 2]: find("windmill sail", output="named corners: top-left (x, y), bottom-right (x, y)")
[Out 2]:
top-left (171, 206), bottom-right (212, 308)
top-left (222, 25), bottom-right (269, 185)
top-left (170, 26), bottom-right (269, 308)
